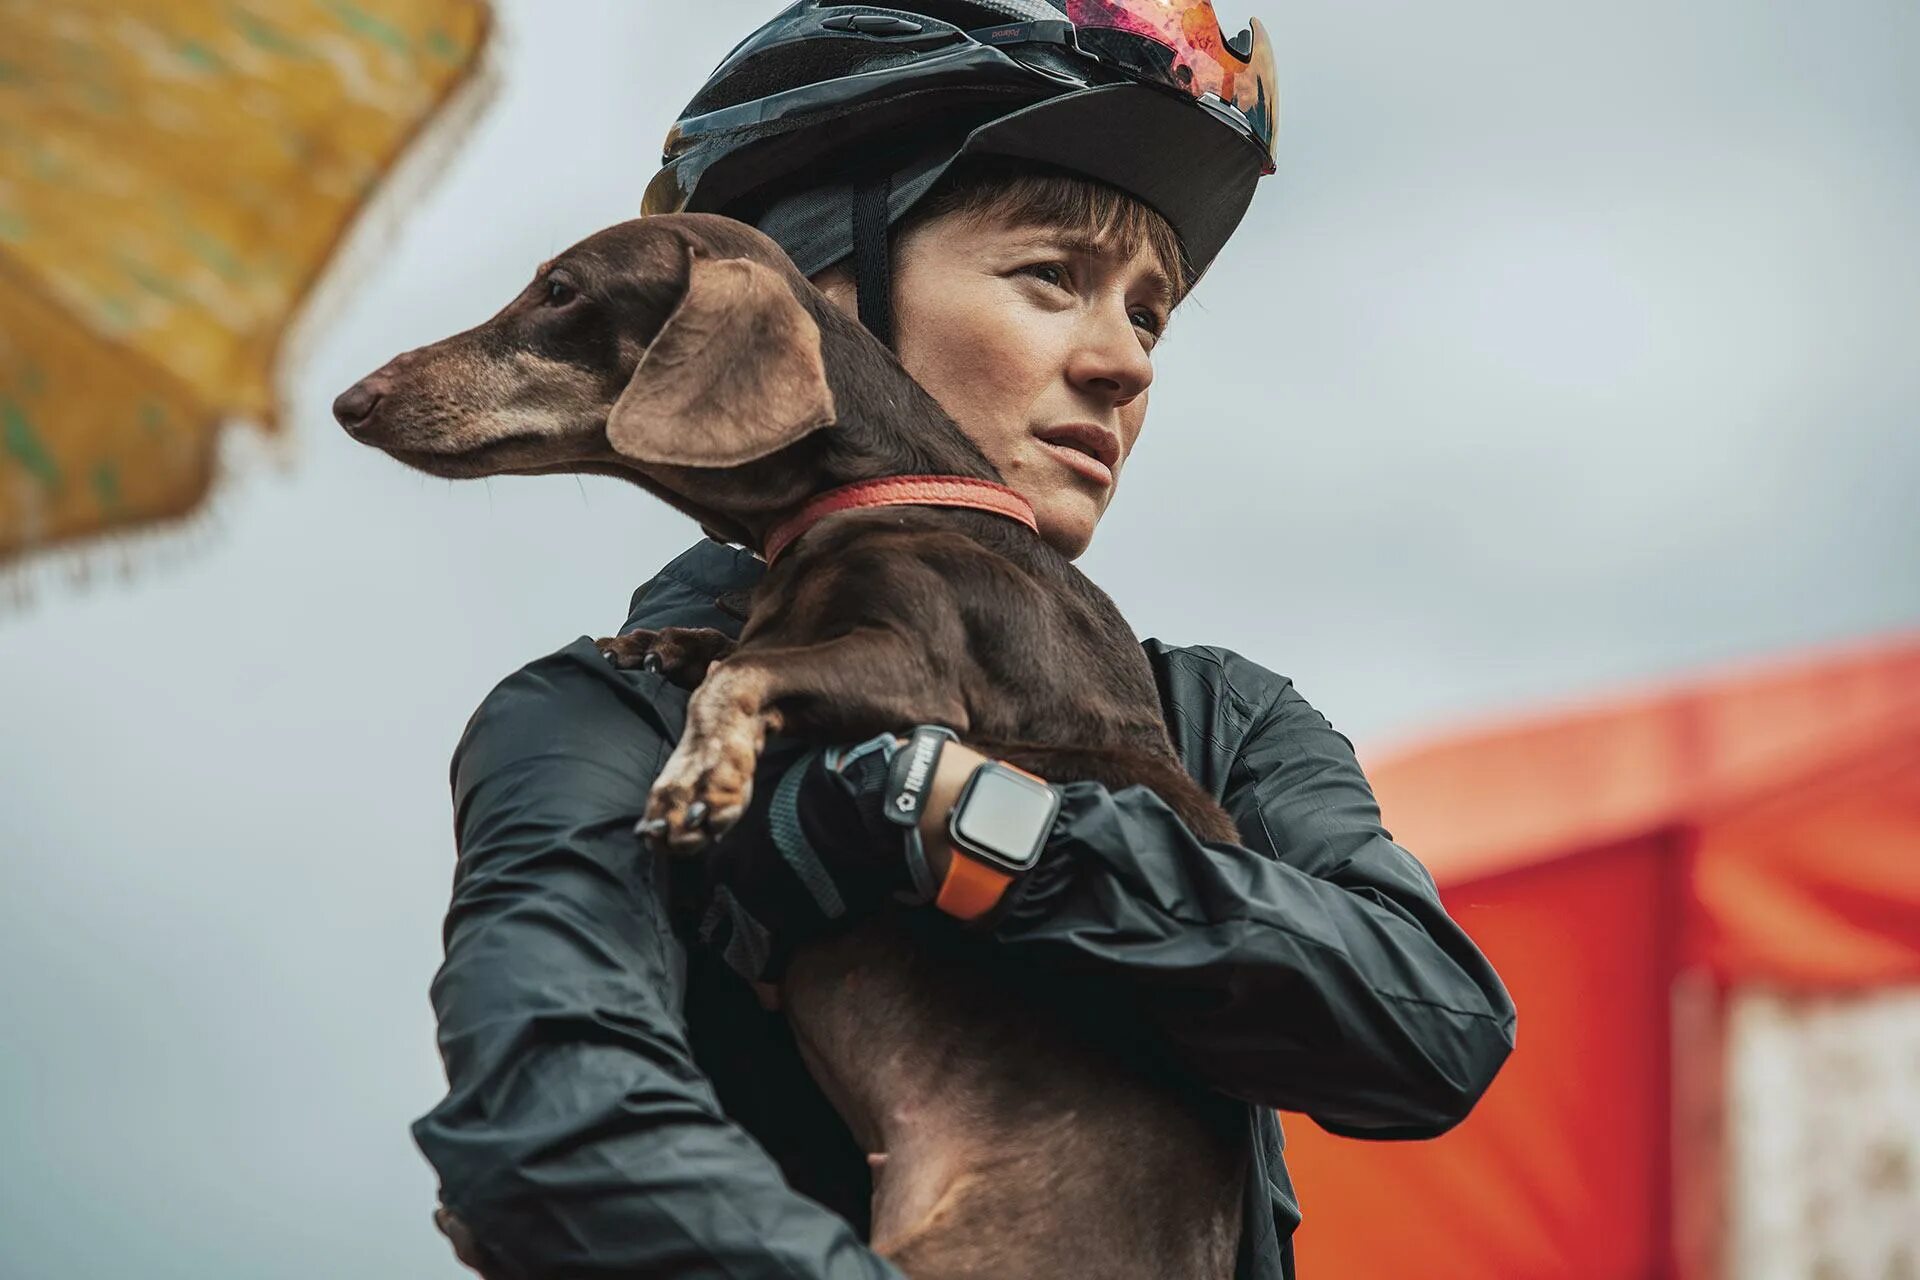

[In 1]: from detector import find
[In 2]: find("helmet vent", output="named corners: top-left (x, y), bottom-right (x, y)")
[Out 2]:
top-left (686, 38), bottom-right (931, 117)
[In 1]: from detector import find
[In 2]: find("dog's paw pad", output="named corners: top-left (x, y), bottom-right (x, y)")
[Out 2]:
top-left (643, 756), bottom-right (754, 854)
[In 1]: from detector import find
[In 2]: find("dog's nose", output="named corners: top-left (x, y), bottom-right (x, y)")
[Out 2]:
top-left (332, 378), bottom-right (386, 436)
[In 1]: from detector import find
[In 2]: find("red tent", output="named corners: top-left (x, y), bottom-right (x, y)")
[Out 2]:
top-left (1287, 631), bottom-right (1920, 1279)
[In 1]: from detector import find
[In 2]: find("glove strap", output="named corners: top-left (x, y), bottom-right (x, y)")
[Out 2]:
top-left (883, 725), bottom-right (958, 904)
top-left (821, 726), bottom-right (958, 907)
top-left (769, 751), bottom-right (847, 920)
top-left (820, 731), bottom-right (924, 905)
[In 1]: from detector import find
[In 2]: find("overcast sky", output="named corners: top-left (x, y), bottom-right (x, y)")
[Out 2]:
top-left (3, 3), bottom-right (1916, 1277)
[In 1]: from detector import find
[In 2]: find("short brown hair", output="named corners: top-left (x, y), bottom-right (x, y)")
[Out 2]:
top-left (821, 156), bottom-right (1193, 313)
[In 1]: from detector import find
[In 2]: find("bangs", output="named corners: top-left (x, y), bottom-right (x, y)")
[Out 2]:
top-left (902, 156), bottom-right (1194, 309)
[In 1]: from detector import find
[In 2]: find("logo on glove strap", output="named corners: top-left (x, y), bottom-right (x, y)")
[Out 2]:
top-left (894, 733), bottom-right (942, 815)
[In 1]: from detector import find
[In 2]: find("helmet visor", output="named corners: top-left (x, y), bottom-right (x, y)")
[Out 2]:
top-left (1061, 1), bottom-right (1277, 172)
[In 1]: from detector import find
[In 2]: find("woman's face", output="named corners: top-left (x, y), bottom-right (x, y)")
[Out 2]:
top-left (814, 208), bottom-right (1174, 559)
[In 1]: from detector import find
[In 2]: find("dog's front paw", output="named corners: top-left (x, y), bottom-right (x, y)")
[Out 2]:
top-left (596, 629), bottom-right (662, 671)
top-left (652, 627), bottom-right (737, 685)
top-left (638, 727), bottom-right (760, 854)
top-left (596, 627), bottom-right (736, 688)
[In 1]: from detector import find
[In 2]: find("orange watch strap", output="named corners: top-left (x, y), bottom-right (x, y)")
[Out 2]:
top-left (934, 849), bottom-right (1015, 922)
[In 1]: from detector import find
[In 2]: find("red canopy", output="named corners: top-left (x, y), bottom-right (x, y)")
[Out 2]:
top-left (1287, 631), bottom-right (1920, 1278)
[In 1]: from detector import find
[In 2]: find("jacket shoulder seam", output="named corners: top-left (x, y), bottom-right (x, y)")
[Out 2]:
top-left (1153, 642), bottom-right (1285, 728)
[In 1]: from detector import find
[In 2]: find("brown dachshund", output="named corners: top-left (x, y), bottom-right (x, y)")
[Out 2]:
top-left (337, 213), bottom-right (1248, 1278)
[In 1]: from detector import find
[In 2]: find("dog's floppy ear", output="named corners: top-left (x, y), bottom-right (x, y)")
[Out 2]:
top-left (608, 251), bottom-right (837, 467)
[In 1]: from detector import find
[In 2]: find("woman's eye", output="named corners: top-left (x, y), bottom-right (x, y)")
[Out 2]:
top-left (544, 278), bottom-right (577, 307)
top-left (1131, 310), bottom-right (1165, 336)
top-left (1024, 263), bottom-right (1069, 288)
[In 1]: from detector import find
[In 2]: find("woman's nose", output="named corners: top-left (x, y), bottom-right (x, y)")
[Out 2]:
top-left (1067, 304), bottom-right (1155, 406)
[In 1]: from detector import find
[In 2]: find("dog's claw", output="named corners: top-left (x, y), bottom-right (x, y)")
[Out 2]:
top-left (635, 817), bottom-right (668, 842)
top-left (641, 652), bottom-right (663, 674)
top-left (685, 800), bottom-right (710, 829)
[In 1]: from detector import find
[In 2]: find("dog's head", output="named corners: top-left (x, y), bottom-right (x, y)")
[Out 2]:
top-left (334, 213), bottom-right (940, 544)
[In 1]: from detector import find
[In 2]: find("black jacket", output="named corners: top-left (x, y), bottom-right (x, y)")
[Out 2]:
top-left (414, 540), bottom-right (1516, 1279)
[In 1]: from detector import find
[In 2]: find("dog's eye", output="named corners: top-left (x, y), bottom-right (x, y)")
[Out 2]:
top-left (544, 278), bottom-right (578, 307)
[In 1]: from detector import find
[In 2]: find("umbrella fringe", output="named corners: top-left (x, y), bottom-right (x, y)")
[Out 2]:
top-left (0, 492), bottom-right (230, 617)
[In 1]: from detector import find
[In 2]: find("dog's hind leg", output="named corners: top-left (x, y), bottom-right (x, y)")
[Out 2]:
top-left (641, 628), bottom-right (969, 854)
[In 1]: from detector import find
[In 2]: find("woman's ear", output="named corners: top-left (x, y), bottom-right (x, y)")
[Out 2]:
top-left (808, 261), bottom-right (860, 320)
top-left (608, 252), bottom-right (837, 468)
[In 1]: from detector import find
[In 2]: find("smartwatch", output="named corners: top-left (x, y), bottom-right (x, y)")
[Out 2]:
top-left (935, 760), bottom-right (1062, 921)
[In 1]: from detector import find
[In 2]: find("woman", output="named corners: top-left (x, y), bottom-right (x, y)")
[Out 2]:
top-left (414, 4), bottom-right (1515, 1277)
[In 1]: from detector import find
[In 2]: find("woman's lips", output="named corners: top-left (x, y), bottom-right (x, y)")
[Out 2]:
top-left (1038, 439), bottom-right (1115, 488)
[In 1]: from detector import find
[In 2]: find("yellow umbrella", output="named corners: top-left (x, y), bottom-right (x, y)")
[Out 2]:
top-left (0, 0), bottom-right (492, 562)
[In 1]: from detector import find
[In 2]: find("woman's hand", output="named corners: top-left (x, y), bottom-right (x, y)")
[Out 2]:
top-left (678, 732), bottom-right (998, 986)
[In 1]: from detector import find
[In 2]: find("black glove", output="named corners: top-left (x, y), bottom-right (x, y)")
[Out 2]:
top-left (669, 728), bottom-right (954, 983)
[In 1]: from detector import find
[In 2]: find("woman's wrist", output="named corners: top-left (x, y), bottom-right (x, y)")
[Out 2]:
top-left (910, 739), bottom-right (991, 884)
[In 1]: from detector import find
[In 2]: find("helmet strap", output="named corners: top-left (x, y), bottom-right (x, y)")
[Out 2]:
top-left (852, 171), bottom-right (896, 350)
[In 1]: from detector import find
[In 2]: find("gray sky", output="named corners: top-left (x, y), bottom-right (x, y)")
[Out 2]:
top-left (3, 3), bottom-right (1916, 1276)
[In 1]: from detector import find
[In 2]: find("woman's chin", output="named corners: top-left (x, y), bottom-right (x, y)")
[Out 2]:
top-left (1030, 488), bottom-right (1104, 560)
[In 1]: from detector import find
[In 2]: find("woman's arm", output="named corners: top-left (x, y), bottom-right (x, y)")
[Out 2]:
top-left (412, 640), bottom-right (902, 1280)
top-left (929, 654), bottom-right (1516, 1139)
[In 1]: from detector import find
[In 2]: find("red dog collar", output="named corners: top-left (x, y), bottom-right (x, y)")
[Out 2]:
top-left (763, 476), bottom-right (1038, 565)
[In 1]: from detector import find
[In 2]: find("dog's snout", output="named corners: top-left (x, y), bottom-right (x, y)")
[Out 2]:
top-left (332, 377), bottom-right (387, 436)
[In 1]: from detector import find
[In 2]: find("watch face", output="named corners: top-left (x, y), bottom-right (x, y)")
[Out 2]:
top-left (951, 765), bottom-right (1058, 870)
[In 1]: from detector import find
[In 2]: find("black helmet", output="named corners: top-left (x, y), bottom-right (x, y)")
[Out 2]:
top-left (642, 1), bottom-right (1280, 345)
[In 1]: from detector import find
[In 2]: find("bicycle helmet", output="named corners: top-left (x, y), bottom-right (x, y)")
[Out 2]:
top-left (641, 1), bottom-right (1279, 347)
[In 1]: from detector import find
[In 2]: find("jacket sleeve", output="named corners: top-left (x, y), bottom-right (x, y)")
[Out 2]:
top-left (411, 640), bottom-right (902, 1280)
top-left (987, 656), bottom-right (1516, 1140)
